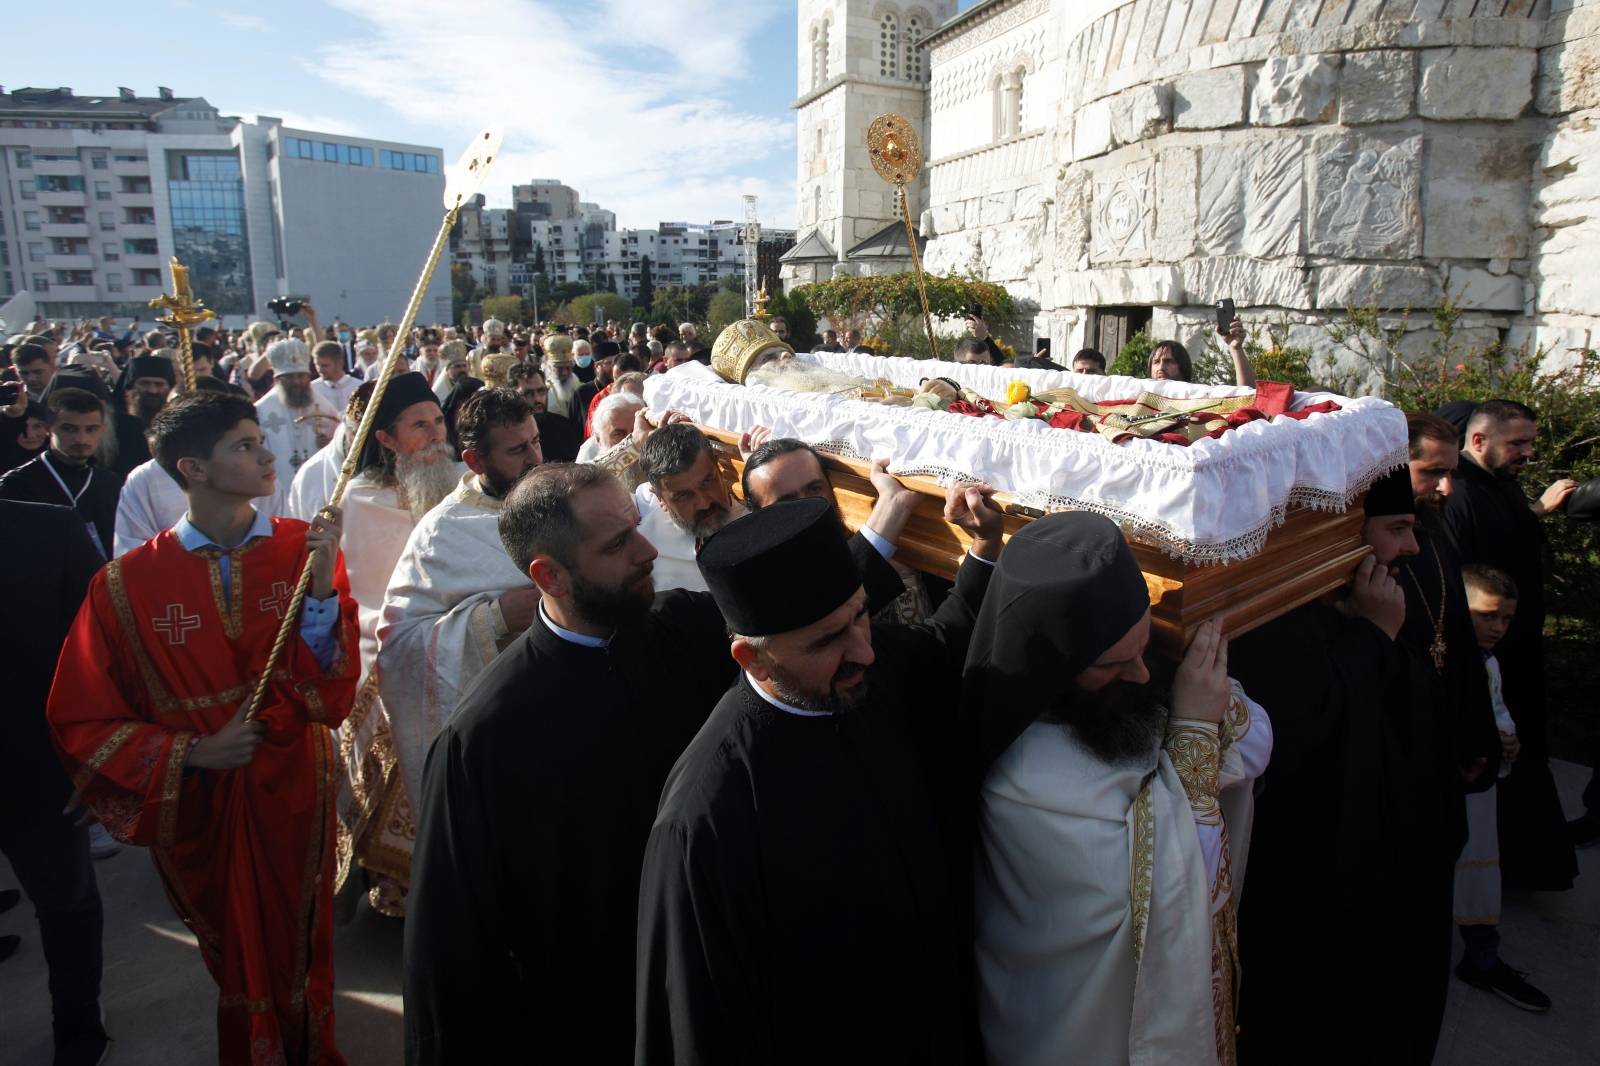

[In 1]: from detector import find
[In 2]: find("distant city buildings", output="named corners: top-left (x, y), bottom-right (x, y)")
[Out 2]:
top-left (451, 180), bottom-right (797, 306)
top-left (0, 84), bottom-right (450, 327)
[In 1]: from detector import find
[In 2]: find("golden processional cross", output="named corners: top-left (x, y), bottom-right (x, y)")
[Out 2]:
top-left (148, 258), bottom-right (216, 393)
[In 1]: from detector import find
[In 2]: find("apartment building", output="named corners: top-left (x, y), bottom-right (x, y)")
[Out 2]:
top-left (0, 85), bottom-right (450, 327)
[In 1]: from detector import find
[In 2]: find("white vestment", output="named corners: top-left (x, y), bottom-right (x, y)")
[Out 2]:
top-left (334, 464), bottom-right (462, 899)
top-left (976, 682), bottom-right (1270, 1066)
top-left (312, 373), bottom-right (359, 415)
top-left (255, 388), bottom-right (339, 492)
top-left (633, 482), bottom-right (747, 594)
top-left (378, 472), bottom-right (531, 811)
top-left (284, 431), bottom-right (349, 522)
top-left (113, 458), bottom-right (278, 556)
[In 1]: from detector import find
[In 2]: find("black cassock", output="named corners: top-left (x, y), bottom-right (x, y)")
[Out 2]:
top-left (402, 537), bottom-right (904, 1064)
top-left (1442, 453), bottom-right (1578, 891)
top-left (402, 591), bottom-right (735, 1065)
top-left (0, 452), bottom-right (119, 559)
top-left (634, 556), bottom-right (993, 1066)
top-left (1231, 601), bottom-right (1452, 1064)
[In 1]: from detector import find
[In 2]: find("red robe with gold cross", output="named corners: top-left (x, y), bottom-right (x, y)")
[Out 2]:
top-left (46, 518), bottom-right (359, 1066)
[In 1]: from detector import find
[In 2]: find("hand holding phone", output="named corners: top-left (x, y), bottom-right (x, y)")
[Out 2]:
top-left (1214, 298), bottom-right (1236, 334)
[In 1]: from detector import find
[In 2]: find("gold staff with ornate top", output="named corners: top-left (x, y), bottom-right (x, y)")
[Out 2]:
top-left (866, 113), bottom-right (937, 361)
top-left (241, 126), bottom-right (503, 722)
top-left (149, 257), bottom-right (214, 393)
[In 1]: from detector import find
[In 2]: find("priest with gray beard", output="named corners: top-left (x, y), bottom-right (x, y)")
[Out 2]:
top-left (337, 370), bottom-right (465, 917)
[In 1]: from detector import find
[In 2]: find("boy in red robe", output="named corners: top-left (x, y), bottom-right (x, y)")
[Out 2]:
top-left (47, 390), bottom-right (360, 1065)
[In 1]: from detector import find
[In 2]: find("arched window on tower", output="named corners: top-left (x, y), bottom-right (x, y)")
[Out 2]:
top-left (879, 13), bottom-right (899, 79)
top-left (995, 66), bottom-right (1024, 139)
top-left (812, 22), bottom-right (830, 89)
top-left (904, 16), bottom-right (923, 82)
top-left (813, 186), bottom-right (823, 224)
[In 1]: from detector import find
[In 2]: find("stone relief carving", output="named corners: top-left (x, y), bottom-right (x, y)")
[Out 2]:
top-left (1196, 138), bottom-right (1302, 259)
top-left (1090, 160), bottom-right (1154, 263)
top-left (1308, 134), bottom-right (1422, 259)
top-left (928, 0), bottom-right (1049, 65)
top-left (1054, 167), bottom-right (1093, 270)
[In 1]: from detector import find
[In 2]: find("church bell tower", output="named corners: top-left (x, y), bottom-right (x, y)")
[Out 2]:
top-left (786, 0), bottom-right (956, 286)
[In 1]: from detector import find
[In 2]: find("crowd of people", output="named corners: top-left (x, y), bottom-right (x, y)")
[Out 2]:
top-left (0, 302), bottom-right (1595, 1066)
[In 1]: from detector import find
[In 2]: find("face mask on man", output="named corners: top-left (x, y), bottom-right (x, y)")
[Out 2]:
top-left (576, 355), bottom-right (594, 368)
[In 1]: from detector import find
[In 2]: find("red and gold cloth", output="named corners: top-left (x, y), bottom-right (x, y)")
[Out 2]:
top-left (46, 519), bottom-right (359, 1066)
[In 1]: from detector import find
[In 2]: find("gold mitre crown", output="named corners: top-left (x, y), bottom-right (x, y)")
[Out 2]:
top-left (480, 351), bottom-right (520, 386)
top-left (711, 318), bottom-right (795, 384)
top-left (439, 339), bottom-right (470, 364)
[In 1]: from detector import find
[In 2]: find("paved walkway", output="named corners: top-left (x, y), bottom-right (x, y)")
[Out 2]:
top-left (2, 764), bottom-right (1595, 1065)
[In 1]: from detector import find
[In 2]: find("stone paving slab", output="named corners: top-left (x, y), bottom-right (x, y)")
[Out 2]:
top-left (2, 764), bottom-right (1595, 1065)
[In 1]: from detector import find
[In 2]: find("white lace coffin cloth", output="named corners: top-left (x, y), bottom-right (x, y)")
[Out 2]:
top-left (642, 352), bottom-right (1407, 564)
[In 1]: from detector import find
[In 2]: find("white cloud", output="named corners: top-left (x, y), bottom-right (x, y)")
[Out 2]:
top-left (220, 12), bottom-right (269, 31)
top-left (311, 0), bottom-right (797, 228)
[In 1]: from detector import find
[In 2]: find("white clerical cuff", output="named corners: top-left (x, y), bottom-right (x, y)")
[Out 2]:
top-left (966, 550), bottom-right (996, 567)
top-left (859, 524), bottom-right (895, 561)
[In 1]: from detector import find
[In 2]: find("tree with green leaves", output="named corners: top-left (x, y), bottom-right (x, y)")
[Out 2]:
top-left (793, 272), bottom-right (1017, 359)
top-left (480, 293), bottom-right (525, 325)
top-left (451, 262), bottom-right (478, 324)
top-left (570, 292), bottom-right (632, 327)
top-left (636, 256), bottom-right (655, 315)
top-left (706, 290), bottom-right (746, 337)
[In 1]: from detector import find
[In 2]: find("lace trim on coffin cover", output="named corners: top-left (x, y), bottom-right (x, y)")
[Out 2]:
top-left (649, 358), bottom-right (1409, 564)
top-left (804, 437), bottom-right (1407, 565)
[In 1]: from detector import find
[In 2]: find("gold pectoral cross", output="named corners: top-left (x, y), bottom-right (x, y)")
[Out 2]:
top-left (1429, 630), bottom-right (1448, 672)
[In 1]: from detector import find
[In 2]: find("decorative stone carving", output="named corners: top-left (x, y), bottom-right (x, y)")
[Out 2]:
top-left (1153, 147), bottom-right (1197, 263)
top-left (1054, 168), bottom-right (1092, 271)
top-left (1090, 160), bottom-right (1155, 264)
top-left (1251, 55), bottom-right (1340, 127)
top-left (1422, 135), bottom-right (1532, 259)
top-left (1339, 50), bottom-right (1414, 125)
top-left (1109, 84), bottom-right (1172, 146)
top-left (927, 0), bottom-right (1049, 65)
top-left (1180, 256), bottom-right (1312, 310)
top-left (1314, 264), bottom-right (1443, 310)
top-left (1173, 66), bottom-right (1247, 131)
top-left (1308, 134), bottom-right (1422, 260)
top-left (1418, 48), bottom-right (1536, 121)
top-left (1198, 138), bottom-right (1303, 259)
top-left (1013, 185), bottom-right (1046, 220)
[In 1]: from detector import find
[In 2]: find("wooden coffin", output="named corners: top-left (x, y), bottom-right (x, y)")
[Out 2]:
top-left (701, 427), bottom-right (1368, 659)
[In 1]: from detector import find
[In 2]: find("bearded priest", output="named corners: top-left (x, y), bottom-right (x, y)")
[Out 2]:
top-left (336, 371), bottom-right (464, 916)
top-left (47, 390), bottom-right (359, 1065)
top-left (965, 514), bottom-right (1271, 1066)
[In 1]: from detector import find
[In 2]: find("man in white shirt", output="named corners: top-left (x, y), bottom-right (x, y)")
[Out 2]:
top-left (312, 341), bottom-right (359, 414)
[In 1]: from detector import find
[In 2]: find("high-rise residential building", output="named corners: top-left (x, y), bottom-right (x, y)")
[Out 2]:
top-left (0, 85), bottom-right (450, 327)
top-left (452, 177), bottom-right (796, 306)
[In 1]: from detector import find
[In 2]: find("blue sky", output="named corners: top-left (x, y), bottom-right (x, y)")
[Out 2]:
top-left (9, 0), bottom-right (816, 228)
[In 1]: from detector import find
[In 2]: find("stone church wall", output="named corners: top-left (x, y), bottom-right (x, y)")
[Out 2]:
top-left (920, 0), bottom-right (1600, 383)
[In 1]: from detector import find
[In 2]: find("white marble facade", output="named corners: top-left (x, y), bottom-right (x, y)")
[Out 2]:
top-left (788, 0), bottom-right (1600, 380)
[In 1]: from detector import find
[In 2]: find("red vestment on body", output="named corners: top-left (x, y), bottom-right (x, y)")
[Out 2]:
top-left (47, 519), bottom-right (359, 1066)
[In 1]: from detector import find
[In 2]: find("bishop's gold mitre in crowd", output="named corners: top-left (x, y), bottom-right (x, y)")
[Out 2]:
top-left (711, 319), bottom-right (796, 384)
